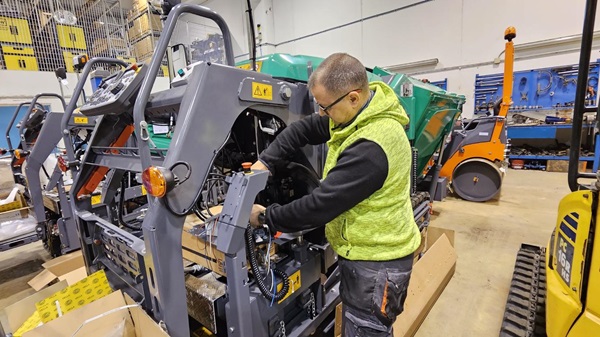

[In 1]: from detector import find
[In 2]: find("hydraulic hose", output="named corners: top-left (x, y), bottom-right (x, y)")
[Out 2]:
top-left (117, 175), bottom-right (143, 230)
top-left (245, 225), bottom-right (289, 302)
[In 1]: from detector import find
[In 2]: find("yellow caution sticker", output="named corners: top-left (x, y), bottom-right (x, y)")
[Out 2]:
top-left (91, 195), bottom-right (102, 205)
top-left (74, 116), bottom-right (88, 124)
top-left (237, 61), bottom-right (262, 72)
top-left (252, 82), bottom-right (273, 101)
top-left (277, 270), bottom-right (301, 304)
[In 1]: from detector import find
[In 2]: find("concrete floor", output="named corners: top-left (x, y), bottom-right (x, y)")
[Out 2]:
top-left (416, 169), bottom-right (569, 337)
top-left (0, 169), bottom-right (570, 336)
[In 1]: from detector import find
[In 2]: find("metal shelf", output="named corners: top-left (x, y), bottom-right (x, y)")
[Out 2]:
top-left (507, 124), bottom-right (595, 139)
top-left (508, 155), bottom-right (595, 161)
top-left (507, 123), bottom-right (600, 172)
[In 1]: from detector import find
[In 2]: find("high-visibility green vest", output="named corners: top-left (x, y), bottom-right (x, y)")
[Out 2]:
top-left (323, 81), bottom-right (421, 261)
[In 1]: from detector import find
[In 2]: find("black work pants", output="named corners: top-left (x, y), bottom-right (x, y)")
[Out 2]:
top-left (339, 254), bottom-right (413, 337)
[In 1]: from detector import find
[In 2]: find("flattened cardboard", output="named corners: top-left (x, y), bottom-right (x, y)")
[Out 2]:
top-left (23, 291), bottom-right (168, 337)
top-left (27, 270), bottom-right (57, 292)
top-left (41, 251), bottom-right (84, 276)
top-left (334, 227), bottom-right (457, 337)
top-left (393, 233), bottom-right (457, 337)
top-left (23, 291), bottom-right (128, 337)
top-left (0, 281), bottom-right (67, 334)
top-left (35, 270), bottom-right (112, 323)
top-left (28, 251), bottom-right (85, 291)
top-left (57, 266), bottom-right (87, 285)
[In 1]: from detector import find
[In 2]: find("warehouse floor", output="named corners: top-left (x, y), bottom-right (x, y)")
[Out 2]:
top-left (0, 169), bottom-right (570, 336)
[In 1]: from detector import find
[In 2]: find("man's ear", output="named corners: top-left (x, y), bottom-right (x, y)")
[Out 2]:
top-left (349, 92), bottom-right (360, 105)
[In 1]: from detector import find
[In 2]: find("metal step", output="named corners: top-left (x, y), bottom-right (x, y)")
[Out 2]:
top-left (499, 244), bottom-right (547, 337)
top-left (0, 233), bottom-right (39, 252)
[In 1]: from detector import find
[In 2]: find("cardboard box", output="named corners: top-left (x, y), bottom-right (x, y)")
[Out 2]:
top-left (27, 250), bottom-right (85, 291)
top-left (334, 226), bottom-right (456, 337)
top-left (182, 227), bottom-right (226, 277)
top-left (22, 290), bottom-right (168, 337)
top-left (547, 160), bottom-right (587, 173)
top-left (0, 191), bottom-right (29, 222)
top-left (128, 21), bottom-right (141, 42)
top-left (137, 13), bottom-right (162, 33)
top-left (92, 37), bottom-right (128, 55)
top-left (131, 0), bottom-right (148, 13)
top-left (133, 35), bottom-right (157, 60)
top-left (0, 281), bottom-right (67, 336)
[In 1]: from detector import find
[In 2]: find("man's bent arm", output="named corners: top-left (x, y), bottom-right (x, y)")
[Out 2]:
top-left (259, 114), bottom-right (329, 171)
top-left (265, 139), bottom-right (388, 232)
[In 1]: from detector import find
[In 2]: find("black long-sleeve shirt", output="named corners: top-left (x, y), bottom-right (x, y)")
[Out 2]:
top-left (260, 114), bottom-right (389, 233)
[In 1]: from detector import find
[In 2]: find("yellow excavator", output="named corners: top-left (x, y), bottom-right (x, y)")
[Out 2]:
top-left (500, 0), bottom-right (600, 336)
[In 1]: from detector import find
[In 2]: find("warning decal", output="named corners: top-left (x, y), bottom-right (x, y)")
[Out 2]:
top-left (74, 116), bottom-right (88, 124)
top-left (237, 61), bottom-right (263, 72)
top-left (252, 82), bottom-right (273, 101)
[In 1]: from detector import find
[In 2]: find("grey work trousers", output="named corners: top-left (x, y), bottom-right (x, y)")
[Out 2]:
top-left (339, 254), bottom-right (413, 337)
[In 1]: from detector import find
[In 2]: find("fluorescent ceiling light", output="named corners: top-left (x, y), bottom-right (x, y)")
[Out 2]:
top-left (384, 58), bottom-right (439, 73)
top-left (515, 31), bottom-right (600, 51)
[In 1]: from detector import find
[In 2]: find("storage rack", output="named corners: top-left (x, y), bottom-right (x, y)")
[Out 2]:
top-left (0, 0), bottom-right (141, 73)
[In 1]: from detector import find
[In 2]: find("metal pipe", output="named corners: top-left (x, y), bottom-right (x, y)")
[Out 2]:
top-left (6, 102), bottom-right (30, 151)
top-left (569, 0), bottom-right (598, 192)
top-left (134, 3), bottom-right (235, 174)
top-left (19, 94), bottom-right (67, 148)
top-left (60, 58), bottom-right (128, 166)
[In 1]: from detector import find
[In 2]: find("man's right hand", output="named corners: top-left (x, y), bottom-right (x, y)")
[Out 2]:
top-left (251, 161), bottom-right (269, 172)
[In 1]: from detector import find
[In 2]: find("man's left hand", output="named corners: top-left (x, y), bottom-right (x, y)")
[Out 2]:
top-left (250, 204), bottom-right (266, 227)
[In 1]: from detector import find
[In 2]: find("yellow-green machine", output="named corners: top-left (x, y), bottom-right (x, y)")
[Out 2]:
top-left (501, 0), bottom-right (600, 336)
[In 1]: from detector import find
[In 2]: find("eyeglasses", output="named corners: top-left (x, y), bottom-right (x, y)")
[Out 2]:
top-left (315, 88), bottom-right (361, 114)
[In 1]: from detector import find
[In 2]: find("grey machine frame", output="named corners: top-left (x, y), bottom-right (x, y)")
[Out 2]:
top-left (61, 5), bottom-right (342, 337)
top-left (22, 92), bottom-right (99, 255)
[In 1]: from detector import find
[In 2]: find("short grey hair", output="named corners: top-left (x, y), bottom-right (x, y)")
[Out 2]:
top-left (308, 53), bottom-right (369, 96)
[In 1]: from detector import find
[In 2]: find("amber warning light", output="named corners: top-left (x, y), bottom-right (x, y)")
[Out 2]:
top-left (142, 166), bottom-right (175, 198)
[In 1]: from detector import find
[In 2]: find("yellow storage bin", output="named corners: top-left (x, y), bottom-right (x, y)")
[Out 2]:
top-left (63, 50), bottom-right (75, 72)
top-left (70, 26), bottom-right (87, 50)
top-left (0, 17), bottom-right (32, 44)
top-left (56, 24), bottom-right (87, 50)
top-left (1, 45), bottom-right (34, 55)
top-left (4, 54), bottom-right (38, 71)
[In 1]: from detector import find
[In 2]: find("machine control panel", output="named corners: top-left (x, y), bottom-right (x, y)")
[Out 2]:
top-left (80, 64), bottom-right (148, 116)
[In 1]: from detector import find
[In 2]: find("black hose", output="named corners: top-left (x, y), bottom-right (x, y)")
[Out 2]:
top-left (246, 0), bottom-right (257, 71)
top-left (245, 225), bottom-right (289, 302)
top-left (117, 175), bottom-right (143, 230)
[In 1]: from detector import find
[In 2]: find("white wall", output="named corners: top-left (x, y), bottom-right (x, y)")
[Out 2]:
top-left (266, 0), bottom-right (600, 118)
top-left (0, 69), bottom-right (170, 111)
top-left (2, 0), bottom-right (597, 119)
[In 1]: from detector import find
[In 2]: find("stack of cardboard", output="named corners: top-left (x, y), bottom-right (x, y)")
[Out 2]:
top-left (0, 250), bottom-right (168, 337)
top-left (92, 37), bottom-right (128, 56)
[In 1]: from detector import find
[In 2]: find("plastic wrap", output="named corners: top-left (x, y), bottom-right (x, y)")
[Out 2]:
top-left (0, 215), bottom-right (37, 242)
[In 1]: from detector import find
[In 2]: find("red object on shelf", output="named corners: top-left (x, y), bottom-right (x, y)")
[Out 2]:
top-left (511, 159), bottom-right (525, 169)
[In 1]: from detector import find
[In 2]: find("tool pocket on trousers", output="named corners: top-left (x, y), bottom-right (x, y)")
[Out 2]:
top-left (340, 259), bottom-right (375, 309)
top-left (372, 268), bottom-right (411, 326)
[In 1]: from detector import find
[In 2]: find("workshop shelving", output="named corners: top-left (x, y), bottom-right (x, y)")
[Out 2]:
top-left (507, 123), bottom-right (600, 172)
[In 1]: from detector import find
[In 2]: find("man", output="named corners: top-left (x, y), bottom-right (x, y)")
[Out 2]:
top-left (249, 53), bottom-right (420, 336)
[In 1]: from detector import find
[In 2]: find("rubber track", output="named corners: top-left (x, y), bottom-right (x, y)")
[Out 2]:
top-left (499, 244), bottom-right (547, 337)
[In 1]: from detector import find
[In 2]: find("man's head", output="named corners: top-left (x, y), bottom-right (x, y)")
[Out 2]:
top-left (308, 53), bottom-right (370, 125)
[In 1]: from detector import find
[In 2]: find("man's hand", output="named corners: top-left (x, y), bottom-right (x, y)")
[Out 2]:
top-left (251, 160), bottom-right (268, 172)
top-left (250, 204), bottom-right (267, 227)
